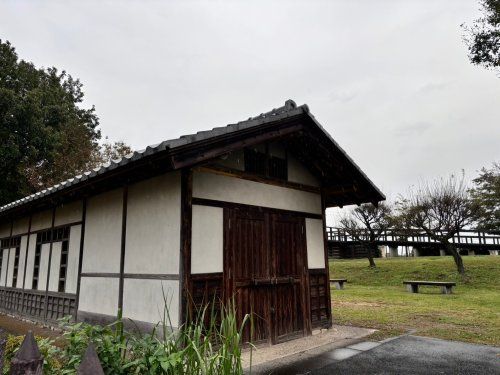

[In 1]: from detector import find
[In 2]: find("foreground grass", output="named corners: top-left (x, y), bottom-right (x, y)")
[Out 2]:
top-left (330, 256), bottom-right (500, 346)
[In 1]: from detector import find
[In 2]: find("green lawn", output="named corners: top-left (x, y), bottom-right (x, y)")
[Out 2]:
top-left (329, 256), bottom-right (500, 346)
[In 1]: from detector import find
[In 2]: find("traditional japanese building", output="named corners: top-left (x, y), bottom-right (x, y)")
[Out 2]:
top-left (0, 100), bottom-right (384, 344)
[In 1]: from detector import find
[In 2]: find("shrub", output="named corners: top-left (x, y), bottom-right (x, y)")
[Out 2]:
top-left (2, 301), bottom-right (251, 375)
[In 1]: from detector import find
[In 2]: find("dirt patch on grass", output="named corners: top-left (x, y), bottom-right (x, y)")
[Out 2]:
top-left (0, 313), bottom-right (62, 342)
top-left (335, 301), bottom-right (384, 308)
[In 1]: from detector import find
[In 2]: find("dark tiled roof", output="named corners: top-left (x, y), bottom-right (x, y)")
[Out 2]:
top-left (0, 99), bottom-right (384, 215)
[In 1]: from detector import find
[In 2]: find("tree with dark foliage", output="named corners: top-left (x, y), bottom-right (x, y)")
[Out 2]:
top-left (397, 175), bottom-right (479, 276)
top-left (339, 202), bottom-right (392, 268)
top-left (463, 0), bottom-right (500, 72)
top-left (0, 40), bottom-right (130, 206)
top-left (470, 162), bottom-right (500, 233)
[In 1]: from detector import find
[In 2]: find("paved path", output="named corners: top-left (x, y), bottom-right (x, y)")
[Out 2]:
top-left (253, 335), bottom-right (500, 374)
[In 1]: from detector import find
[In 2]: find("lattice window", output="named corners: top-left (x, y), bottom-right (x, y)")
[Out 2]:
top-left (58, 240), bottom-right (69, 292)
top-left (32, 242), bottom-right (42, 290)
top-left (244, 147), bottom-right (288, 180)
top-left (309, 270), bottom-right (329, 328)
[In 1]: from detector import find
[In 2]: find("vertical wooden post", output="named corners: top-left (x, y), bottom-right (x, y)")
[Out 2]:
top-left (118, 186), bottom-right (129, 315)
top-left (21, 215), bottom-right (33, 291)
top-left (4, 220), bottom-right (13, 288)
top-left (77, 343), bottom-right (104, 375)
top-left (43, 208), bottom-right (56, 319)
top-left (9, 331), bottom-right (43, 375)
top-left (320, 191), bottom-right (333, 328)
top-left (74, 198), bottom-right (87, 321)
top-left (180, 169), bottom-right (193, 325)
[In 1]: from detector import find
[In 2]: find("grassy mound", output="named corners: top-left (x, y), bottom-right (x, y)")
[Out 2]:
top-left (329, 256), bottom-right (500, 346)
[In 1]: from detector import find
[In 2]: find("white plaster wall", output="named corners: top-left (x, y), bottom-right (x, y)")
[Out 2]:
top-left (193, 171), bottom-right (322, 214)
top-left (288, 154), bottom-right (320, 187)
top-left (16, 235), bottom-right (28, 288)
top-left (66, 225), bottom-right (81, 294)
top-left (0, 249), bottom-right (8, 285)
top-left (48, 242), bottom-right (62, 292)
top-left (37, 243), bottom-right (51, 291)
top-left (79, 277), bottom-right (119, 316)
top-left (125, 172), bottom-right (181, 274)
top-left (6, 248), bottom-right (15, 287)
top-left (24, 234), bottom-right (36, 289)
top-left (306, 218), bottom-right (326, 269)
top-left (31, 210), bottom-right (53, 231)
top-left (0, 222), bottom-right (10, 238)
top-left (55, 201), bottom-right (83, 226)
top-left (123, 279), bottom-right (179, 327)
top-left (12, 217), bottom-right (29, 235)
top-left (191, 205), bottom-right (223, 274)
top-left (82, 188), bottom-right (123, 273)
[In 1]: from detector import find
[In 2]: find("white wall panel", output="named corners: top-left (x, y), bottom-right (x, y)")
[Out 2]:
top-left (24, 234), bottom-right (36, 289)
top-left (55, 201), bottom-right (83, 226)
top-left (191, 205), bottom-right (223, 274)
top-left (193, 171), bottom-right (322, 214)
top-left (31, 210), bottom-right (53, 231)
top-left (79, 277), bottom-right (119, 316)
top-left (0, 222), bottom-right (10, 238)
top-left (16, 236), bottom-right (28, 288)
top-left (83, 188), bottom-right (123, 273)
top-left (37, 243), bottom-right (51, 291)
top-left (123, 279), bottom-right (180, 327)
top-left (306, 218), bottom-right (326, 269)
top-left (66, 225), bottom-right (81, 294)
top-left (6, 248), bottom-right (15, 287)
top-left (0, 249), bottom-right (8, 285)
top-left (48, 242), bottom-right (62, 292)
top-left (12, 217), bottom-right (29, 235)
top-left (125, 172), bottom-right (181, 274)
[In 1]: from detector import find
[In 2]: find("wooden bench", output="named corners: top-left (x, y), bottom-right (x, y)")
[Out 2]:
top-left (330, 278), bottom-right (347, 290)
top-left (403, 281), bottom-right (456, 294)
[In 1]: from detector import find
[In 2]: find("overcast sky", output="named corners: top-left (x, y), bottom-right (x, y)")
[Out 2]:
top-left (1, 1), bottom-right (499, 222)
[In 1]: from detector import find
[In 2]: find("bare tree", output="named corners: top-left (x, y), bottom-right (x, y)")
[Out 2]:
top-left (397, 175), bottom-right (479, 276)
top-left (339, 202), bottom-right (392, 268)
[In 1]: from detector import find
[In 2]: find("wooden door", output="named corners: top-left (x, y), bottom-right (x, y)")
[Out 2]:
top-left (224, 208), bottom-right (308, 344)
top-left (271, 213), bottom-right (308, 343)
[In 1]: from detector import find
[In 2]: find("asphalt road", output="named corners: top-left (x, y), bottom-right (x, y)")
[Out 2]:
top-left (258, 335), bottom-right (500, 375)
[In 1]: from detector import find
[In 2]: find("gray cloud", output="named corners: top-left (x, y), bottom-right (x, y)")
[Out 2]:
top-left (0, 0), bottom-right (499, 217)
top-left (394, 121), bottom-right (433, 137)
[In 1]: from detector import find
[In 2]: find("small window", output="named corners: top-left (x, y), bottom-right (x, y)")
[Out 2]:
top-left (32, 240), bottom-right (42, 290)
top-left (58, 240), bottom-right (69, 292)
top-left (244, 148), bottom-right (267, 176)
top-left (244, 147), bottom-right (288, 180)
top-left (12, 244), bottom-right (20, 287)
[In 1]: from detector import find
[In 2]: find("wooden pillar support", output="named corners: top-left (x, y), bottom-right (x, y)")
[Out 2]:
top-left (180, 169), bottom-right (193, 325)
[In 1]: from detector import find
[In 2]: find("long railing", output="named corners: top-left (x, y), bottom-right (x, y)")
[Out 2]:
top-left (326, 227), bottom-right (500, 249)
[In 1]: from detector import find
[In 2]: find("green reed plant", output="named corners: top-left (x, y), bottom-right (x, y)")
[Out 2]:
top-left (2, 294), bottom-right (252, 374)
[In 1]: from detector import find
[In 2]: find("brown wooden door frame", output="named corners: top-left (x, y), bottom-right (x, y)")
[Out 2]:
top-left (223, 206), bottom-right (311, 344)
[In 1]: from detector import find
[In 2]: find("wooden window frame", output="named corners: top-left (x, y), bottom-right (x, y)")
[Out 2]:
top-left (244, 145), bottom-right (288, 181)
top-left (58, 239), bottom-right (69, 292)
top-left (32, 226), bottom-right (70, 291)
top-left (11, 238), bottom-right (21, 287)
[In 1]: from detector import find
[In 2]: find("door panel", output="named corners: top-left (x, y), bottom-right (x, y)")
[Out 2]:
top-left (226, 209), bottom-right (271, 343)
top-left (225, 208), bottom-right (308, 344)
top-left (272, 214), bottom-right (306, 342)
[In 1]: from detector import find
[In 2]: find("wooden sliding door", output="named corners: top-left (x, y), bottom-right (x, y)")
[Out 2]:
top-left (224, 207), bottom-right (309, 344)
